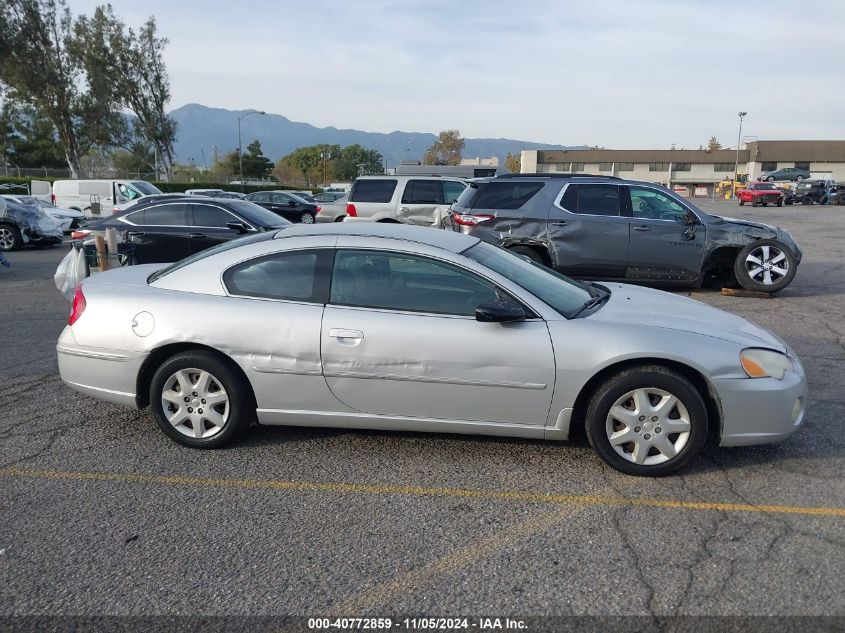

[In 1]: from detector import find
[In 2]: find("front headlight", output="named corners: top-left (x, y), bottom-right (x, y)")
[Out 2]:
top-left (740, 348), bottom-right (793, 380)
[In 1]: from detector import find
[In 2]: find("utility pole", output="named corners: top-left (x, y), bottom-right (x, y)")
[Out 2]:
top-left (734, 111), bottom-right (747, 198)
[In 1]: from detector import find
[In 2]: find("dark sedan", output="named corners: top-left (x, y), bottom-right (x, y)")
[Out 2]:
top-left (244, 191), bottom-right (319, 224)
top-left (83, 196), bottom-right (290, 264)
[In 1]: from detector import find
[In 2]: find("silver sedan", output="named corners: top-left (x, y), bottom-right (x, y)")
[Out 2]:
top-left (57, 224), bottom-right (807, 475)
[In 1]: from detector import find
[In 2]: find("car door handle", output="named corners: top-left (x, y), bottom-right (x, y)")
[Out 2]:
top-left (551, 220), bottom-right (568, 226)
top-left (633, 226), bottom-right (652, 232)
top-left (400, 207), bottom-right (410, 212)
top-left (126, 231), bottom-right (144, 237)
top-left (329, 328), bottom-right (364, 340)
top-left (189, 233), bottom-right (207, 239)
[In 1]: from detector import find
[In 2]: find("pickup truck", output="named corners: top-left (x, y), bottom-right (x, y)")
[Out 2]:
top-left (738, 182), bottom-right (784, 207)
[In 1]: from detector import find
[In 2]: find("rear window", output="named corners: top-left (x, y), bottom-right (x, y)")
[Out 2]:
top-left (350, 179), bottom-right (397, 203)
top-left (467, 182), bottom-right (544, 210)
top-left (226, 200), bottom-right (292, 228)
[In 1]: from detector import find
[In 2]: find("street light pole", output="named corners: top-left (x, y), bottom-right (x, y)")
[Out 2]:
top-left (734, 111), bottom-right (747, 197)
top-left (238, 110), bottom-right (266, 192)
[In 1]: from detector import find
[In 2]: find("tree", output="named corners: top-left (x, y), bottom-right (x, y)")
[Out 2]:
top-left (707, 137), bottom-right (722, 151)
top-left (228, 140), bottom-right (272, 179)
top-left (423, 130), bottom-right (464, 166)
top-left (73, 6), bottom-right (176, 178)
top-left (505, 152), bottom-right (521, 174)
top-left (0, 0), bottom-right (121, 176)
top-left (334, 144), bottom-right (383, 180)
top-left (0, 97), bottom-right (66, 168)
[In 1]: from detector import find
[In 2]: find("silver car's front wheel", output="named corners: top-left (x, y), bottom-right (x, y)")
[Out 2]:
top-left (160, 368), bottom-right (230, 439)
top-left (605, 388), bottom-right (691, 466)
top-left (585, 366), bottom-right (708, 476)
top-left (150, 350), bottom-right (252, 448)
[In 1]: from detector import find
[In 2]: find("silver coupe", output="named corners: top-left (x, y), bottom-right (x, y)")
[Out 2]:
top-left (57, 224), bottom-right (807, 475)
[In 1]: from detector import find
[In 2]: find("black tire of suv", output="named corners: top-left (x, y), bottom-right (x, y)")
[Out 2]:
top-left (584, 366), bottom-right (708, 477)
top-left (0, 223), bottom-right (23, 252)
top-left (734, 239), bottom-right (798, 293)
top-left (509, 245), bottom-right (544, 265)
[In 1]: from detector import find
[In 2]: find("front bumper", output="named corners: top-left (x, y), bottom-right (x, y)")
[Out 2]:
top-left (715, 357), bottom-right (808, 447)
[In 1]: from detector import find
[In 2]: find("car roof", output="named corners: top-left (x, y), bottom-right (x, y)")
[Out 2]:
top-left (272, 222), bottom-right (479, 253)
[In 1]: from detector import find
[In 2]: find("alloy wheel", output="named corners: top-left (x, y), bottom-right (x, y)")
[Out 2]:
top-left (160, 368), bottom-right (230, 439)
top-left (745, 244), bottom-right (789, 286)
top-left (605, 387), bottom-right (691, 465)
top-left (301, 213), bottom-right (315, 224)
top-left (0, 228), bottom-right (14, 249)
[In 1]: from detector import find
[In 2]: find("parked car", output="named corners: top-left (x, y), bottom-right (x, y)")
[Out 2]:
top-left (758, 167), bottom-right (811, 182)
top-left (737, 182), bottom-right (784, 207)
top-left (43, 179), bottom-right (163, 216)
top-left (792, 180), bottom-right (830, 205)
top-left (82, 197), bottom-right (290, 264)
top-left (0, 196), bottom-right (63, 251)
top-left (315, 195), bottom-right (349, 223)
top-left (346, 176), bottom-right (468, 226)
top-left (1, 195), bottom-right (85, 233)
top-left (312, 191), bottom-right (347, 203)
top-left (828, 183), bottom-right (845, 205)
top-left (244, 191), bottom-right (319, 223)
top-left (447, 174), bottom-right (802, 293)
top-left (57, 223), bottom-right (807, 476)
top-left (212, 191), bottom-right (247, 200)
top-left (288, 190), bottom-right (316, 202)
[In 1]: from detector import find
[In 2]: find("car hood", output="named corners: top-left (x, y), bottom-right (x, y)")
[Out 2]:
top-left (47, 207), bottom-right (84, 218)
top-left (711, 215), bottom-right (778, 232)
top-left (588, 283), bottom-right (787, 352)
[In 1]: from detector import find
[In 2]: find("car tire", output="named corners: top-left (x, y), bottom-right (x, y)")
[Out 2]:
top-left (584, 366), bottom-right (707, 476)
top-left (767, 176), bottom-right (775, 182)
top-left (734, 239), bottom-right (797, 293)
top-left (0, 223), bottom-right (23, 251)
top-left (777, 198), bottom-right (783, 207)
top-left (761, 202), bottom-right (768, 207)
top-left (738, 198), bottom-right (744, 206)
top-left (802, 198), bottom-right (811, 205)
top-left (509, 245), bottom-right (544, 265)
top-left (334, 215), bottom-right (346, 222)
top-left (299, 212), bottom-right (315, 224)
top-left (796, 176), bottom-right (804, 182)
top-left (751, 198), bottom-right (759, 207)
top-left (150, 350), bottom-right (253, 449)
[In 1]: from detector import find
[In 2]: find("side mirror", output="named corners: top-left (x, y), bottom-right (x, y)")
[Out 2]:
top-left (475, 300), bottom-right (526, 323)
top-left (288, 200), bottom-right (297, 207)
top-left (681, 210), bottom-right (698, 225)
top-left (226, 221), bottom-right (249, 234)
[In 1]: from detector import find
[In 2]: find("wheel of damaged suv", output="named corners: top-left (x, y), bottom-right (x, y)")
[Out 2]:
top-left (509, 245), bottom-right (544, 265)
top-left (585, 366), bottom-right (707, 476)
top-left (0, 224), bottom-right (22, 251)
top-left (299, 211), bottom-right (315, 224)
top-left (150, 351), bottom-right (253, 448)
top-left (734, 239), bottom-right (797, 293)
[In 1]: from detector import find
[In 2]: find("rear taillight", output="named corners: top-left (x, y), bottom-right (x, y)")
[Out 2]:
top-left (112, 206), bottom-right (120, 214)
top-left (450, 212), bottom-right (494, 226)
top-left (346, 202), bottom-right (357, 217)
top-left (71, 229), bottom-right (91, 240)
top-left (315, 206), bottom-right (322, 214)
top-left (51, 193), bottom-right (56, 205)
top-left (68, 287), bottom-right (86, 325)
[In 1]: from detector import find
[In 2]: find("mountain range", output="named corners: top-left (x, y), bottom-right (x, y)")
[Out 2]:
top-left (169, 104), bottom-right (576, 170)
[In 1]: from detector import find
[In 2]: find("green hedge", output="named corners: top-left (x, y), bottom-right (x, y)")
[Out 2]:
top-left (0, 176), bottom-right (320, 195)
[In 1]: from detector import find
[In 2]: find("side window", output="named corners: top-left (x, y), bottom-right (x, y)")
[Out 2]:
top-left (330, 250), bottom-right (502, 317)
top-left (224, 250), bottom-right (330, 302)
top-left (560, 184), bottom-right (578, 212)
top-left (132, 203), bottom-right (188, 225)
top-left (248, 192), bottom-right (268, 203)
top-left (442, 181), bottom-right (467, 205)
top-left (576, 184), bottom-right (620, 216)
top-left (192, 204), bottom-right (237, 228)
top-left (471, 182), bottom-right (544, 210)
top-left (401, 180), bottom-right (441, 204)
top-left (629, 186), bottom-right (688, 222)
top-left (118, 183), bottom-right (142, 200)
top-left (271, 193), bottom-right (292, 204)
top-left (350, 179), bottom-right (397, 203)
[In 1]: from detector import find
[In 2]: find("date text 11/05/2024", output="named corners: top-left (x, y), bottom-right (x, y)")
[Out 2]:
top-left (307, 617), bottom-right (528, 630)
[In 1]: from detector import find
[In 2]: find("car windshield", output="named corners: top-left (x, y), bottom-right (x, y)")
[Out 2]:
top-left (226, 200), bottom-right (293, 228)
top-left (132, 181), bottom-right (164, 195)
top-left (463, 241), bottom-right (597, 317)
top-left (147, 230), bottom-right (282, 283)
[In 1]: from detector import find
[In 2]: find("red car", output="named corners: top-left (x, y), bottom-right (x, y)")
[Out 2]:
top-left (738, 182), bottom-right (784, 207)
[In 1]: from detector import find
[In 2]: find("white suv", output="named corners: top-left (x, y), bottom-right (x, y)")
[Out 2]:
top-left (345, 176), bottom-right (467, 226)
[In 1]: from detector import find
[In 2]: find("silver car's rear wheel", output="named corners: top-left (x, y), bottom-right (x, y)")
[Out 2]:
top-left (605, 388), bottom-right (691, 466)
top-left (160, 368), bottom-right (230, 439)
top-left (150, 350), bottom-right (252, 448)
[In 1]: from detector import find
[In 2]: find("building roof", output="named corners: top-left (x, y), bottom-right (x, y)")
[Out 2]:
top-left (747, 141), bottom-right (845, 162)
top-left (537, 148), bottom-right (746, 164)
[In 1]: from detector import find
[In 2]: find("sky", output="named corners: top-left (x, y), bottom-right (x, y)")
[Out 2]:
top-left (72, 0), bottom-right (845, 148)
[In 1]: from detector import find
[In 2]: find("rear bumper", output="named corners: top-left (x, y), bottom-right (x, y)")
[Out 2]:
top-left (716, 359), bottom-right (808, 447)
top-left (56, 327), bottom-right (144, 409)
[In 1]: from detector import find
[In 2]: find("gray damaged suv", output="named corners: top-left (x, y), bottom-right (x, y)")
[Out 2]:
top-left (448, 175), bottom-right (803, 293)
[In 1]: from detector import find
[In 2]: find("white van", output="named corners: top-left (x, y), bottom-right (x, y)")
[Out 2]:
top-left (38, 179), bottom-right (163, 217)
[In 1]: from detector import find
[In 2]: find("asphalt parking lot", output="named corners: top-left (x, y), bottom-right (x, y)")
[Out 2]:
top-left (1, 200), bottom-right (843, 625)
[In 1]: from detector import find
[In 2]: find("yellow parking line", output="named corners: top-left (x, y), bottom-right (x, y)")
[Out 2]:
top-left (1, 466), bottom-right (844, 518)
